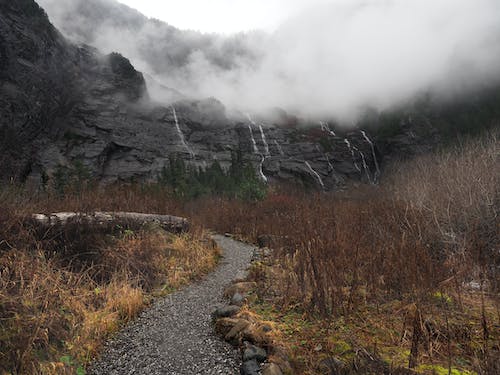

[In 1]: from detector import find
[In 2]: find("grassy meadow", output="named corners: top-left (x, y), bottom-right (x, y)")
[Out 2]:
top-left (0, 130), bottom-right (498, 374)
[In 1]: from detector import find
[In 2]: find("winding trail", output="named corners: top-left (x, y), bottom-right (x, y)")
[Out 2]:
top-left (90, 235), bottom-right (255, 375)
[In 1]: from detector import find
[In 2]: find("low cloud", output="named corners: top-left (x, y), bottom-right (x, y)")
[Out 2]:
top-left (39, 0), bottom-right (500, 121)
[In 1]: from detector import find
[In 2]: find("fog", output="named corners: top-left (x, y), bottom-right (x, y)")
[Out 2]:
top-left (39, 0), bottom-right (500, 121)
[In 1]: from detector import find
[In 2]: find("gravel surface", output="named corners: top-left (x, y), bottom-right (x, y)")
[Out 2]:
top-left (89, 235), bottom-right (255, 375)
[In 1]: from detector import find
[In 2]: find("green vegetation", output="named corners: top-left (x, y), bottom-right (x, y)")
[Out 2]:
top-left (52, 161), bottom-right (93, 196)
top-left (159, 151), bottom-right (267, 201)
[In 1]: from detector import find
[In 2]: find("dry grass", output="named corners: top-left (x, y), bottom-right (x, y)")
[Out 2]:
top-left (0, 130), bottom-right (498, 374)
top-left (0, 193), bottom-right (219, 374)
top-left (191, 130), bottom-right (499, 374)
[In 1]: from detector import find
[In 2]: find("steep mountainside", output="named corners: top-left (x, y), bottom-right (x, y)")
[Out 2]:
top-left (37, 0), bottom-right (263, 86)
top-left (1, 0), bottom-right (499, 191)
top-left (0, 0), bottom-right (380, 189)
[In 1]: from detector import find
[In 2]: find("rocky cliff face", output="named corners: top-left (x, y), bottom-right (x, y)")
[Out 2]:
top-left (0, 0), bottom-right (382, 190)
top-left (1, 0), bottom-right (498, 190)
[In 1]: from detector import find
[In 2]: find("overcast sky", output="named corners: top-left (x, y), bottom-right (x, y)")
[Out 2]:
top-left (117, 0), bottom-right (327, 33)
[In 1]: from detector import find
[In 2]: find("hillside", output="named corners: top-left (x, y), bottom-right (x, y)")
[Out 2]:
top-left (0, 0), bottom-right (497, 192)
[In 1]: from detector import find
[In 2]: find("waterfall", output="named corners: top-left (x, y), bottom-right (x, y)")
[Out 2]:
top-left (344, 139), bottom-right (361, 172)
top-left (258, 155), bottom-right (268, 183)
top-left (305, 161), bottom-right (325, 189)
top-left (247, 124), bottom-right (259, 154)
top-left (316, 145), bottom-right (334, 171)
top-left (320, 121), bottom-right (336, 137)
top-left (360, 130), bottom-right (380, 181)
top-left (358, 149), bottom-right (372, 183)
top-left (172, 106), bottom-right (195, 158)
top-left (258, 124), bottom-right (270, 156)
top-left (246, 113), bottom-right (268, 183)
top-left (274, 140), bottom-right (285, 156)
top-left (245, 114), bottom-right (259, 154)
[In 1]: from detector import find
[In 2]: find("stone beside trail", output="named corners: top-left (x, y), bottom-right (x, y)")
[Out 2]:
top-left (89, 235), bottom-right (255, 375)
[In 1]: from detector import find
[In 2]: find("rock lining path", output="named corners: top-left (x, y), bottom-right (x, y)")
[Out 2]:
top-left (90, 235), bottom-right (255, 375)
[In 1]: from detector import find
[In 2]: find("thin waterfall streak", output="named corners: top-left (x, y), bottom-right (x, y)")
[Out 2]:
top-left (246, 113), bottom-right (268, 183)
top-left (258, 155), bottom-right (268, 183)
top-left (172, 106), bottom-right (194, 158)
top-left (258, 124), bottom-right (270, 156)
top-left (320, 121), bottom-right (337, 137)
top-left (344, 138), bottom-right (361, 172)
top-left (245, 114), bottom-right (259, 154)
top-left (361, 130), bottom-right (380, 180)
top-left (274, 140), bottom-right (285, 156)
top-left (316, 145), bottom-right (334, 171)
top-left (358, 150), bottom-right (372, 183)
top-left (305, 161), bottom-right (325, 189)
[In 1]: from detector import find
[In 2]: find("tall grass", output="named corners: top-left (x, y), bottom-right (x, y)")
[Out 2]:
top-left (193, 130), bottom-right (499, 313)
top-left (0, 187), bottom-right (218, 374)
top-left (189, 130), bottom-right (499, 373)
top-left (0, 130), bottom-right (497, 373)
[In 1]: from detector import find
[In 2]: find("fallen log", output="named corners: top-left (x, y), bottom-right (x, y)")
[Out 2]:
top-left (31, 212), bottom-right (189, 233)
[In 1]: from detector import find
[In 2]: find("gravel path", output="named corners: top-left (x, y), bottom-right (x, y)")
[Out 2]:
top-left (90, 235), bottom-right (255, 375)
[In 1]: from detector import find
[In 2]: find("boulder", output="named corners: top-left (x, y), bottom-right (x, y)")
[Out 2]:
top-left (231, 292), bottom-right (245, 306)
top-left (214, 318), bottom-right (241, 336)
top-left (240, 359), bottom-right (260, 375)
top-left (213, 305), bottom-right (240, 319)
top-left (269, 347), bottom-right (293, 374)
top-left (243, 344), bottom-right (267, 363)
top-left (262, 363), bottom-right (283, 375)
top-left (242, 323), bottom-right (271, 345)
top-left (225, 319), bottom-right (251, 343)
top-left (224, 282), bottom-right (257, 298)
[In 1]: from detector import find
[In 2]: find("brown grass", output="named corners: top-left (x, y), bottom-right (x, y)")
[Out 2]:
top-left (0, 130), bottom-right (498, 374)
top-left (191, 130), bottom-right (499, 374)
top-left (0, 192), bottom-right (219, 374)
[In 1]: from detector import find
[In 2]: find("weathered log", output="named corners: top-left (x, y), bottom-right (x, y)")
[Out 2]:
top-left (31, 212), bottom-right (189, 233)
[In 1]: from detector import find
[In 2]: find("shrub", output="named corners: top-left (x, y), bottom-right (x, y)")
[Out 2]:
top-left (159, 151), bottom-right (267, 201)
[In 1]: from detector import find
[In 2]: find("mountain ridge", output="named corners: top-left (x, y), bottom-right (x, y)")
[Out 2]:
top-left (1, 0), bottom-right (499, 191)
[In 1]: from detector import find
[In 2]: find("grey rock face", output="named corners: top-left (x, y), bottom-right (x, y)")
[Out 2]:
top-left (7, 0), bottom-right (496, 191)
top-left (0, 0), bottom-right (382, 190)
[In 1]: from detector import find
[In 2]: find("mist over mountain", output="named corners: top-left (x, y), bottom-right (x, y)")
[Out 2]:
top-left (37, 0), bottom-right (266, 104)
top-left (1, 0), bottom-right (499, 189)
top-left (39, 0), bottom-right (500, 121)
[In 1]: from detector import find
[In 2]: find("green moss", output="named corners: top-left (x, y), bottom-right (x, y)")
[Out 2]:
top-left (332, 339), bottom-right (351, 354)
top-left (252, 302), bottom-right (276, 320)
top-left (379, 348), bottom-right (411, 367)
top-left (432, 291), bottom-right (453, 305)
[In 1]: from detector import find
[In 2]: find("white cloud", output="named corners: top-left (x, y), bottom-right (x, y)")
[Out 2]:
top-left (39, 0), bottom-right (500, 120)
top-left (161, 0), bottom-right (500, 119)
top-left (116, 0), bottom-right (328, 33)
